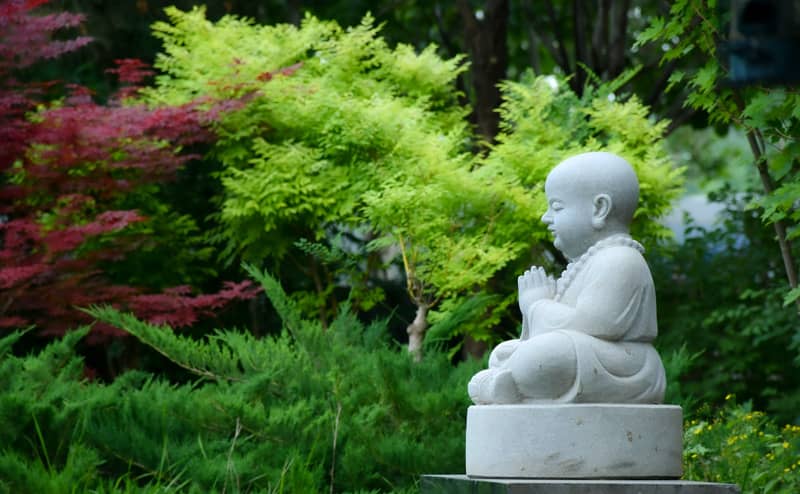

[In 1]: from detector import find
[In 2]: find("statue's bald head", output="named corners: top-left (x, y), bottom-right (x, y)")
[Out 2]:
top-left (546, 152), bottom-right (639, 229)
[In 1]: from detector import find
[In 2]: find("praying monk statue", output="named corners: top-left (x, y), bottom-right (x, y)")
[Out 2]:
top-left (468, 152), bottom-right (666, 405)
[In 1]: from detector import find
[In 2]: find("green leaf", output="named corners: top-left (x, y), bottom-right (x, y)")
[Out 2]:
top-left (783, 286), bottom-right (800, 307)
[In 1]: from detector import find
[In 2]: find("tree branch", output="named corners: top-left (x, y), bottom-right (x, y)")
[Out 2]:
top-left (664, 105), bottom-right (697, 135)
top-left (733, 91), bottom-right (800, 311)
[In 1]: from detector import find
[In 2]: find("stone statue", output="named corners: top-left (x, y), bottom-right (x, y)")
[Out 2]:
top-left (468, 152), bottom-right (666, 405)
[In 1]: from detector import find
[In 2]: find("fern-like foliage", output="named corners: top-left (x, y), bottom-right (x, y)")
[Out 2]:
top-left (485, 71), bottom-right (684, 248)
top-left (142, 7), bottom-right (469, 264)
top-left (141, 7), bottom-right (683, 346)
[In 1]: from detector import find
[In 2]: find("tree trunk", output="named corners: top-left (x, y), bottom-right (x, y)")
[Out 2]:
top-left (733, 91), bottom-right (800, 312)
top-left (407, 303), bottom-right (428, 362)
top-left (462, 334), bottom-right (488, 360)
top-left (456, 0), bottom-right (509, 143)
top-left (572, 0), bottom-right (589, 91)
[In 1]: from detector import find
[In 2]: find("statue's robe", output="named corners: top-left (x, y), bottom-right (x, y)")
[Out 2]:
top-left (493, 242), bottom-right (665, 404)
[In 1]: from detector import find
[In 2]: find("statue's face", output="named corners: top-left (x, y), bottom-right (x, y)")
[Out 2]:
top-left (541, 172), bottom-right (596, 260)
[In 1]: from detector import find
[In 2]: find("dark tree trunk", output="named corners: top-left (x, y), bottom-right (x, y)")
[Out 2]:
top-left (607, 0), bottom-right (630, 79)
top-left (572, 0), bottom-right (589, 92)
top-left (457, 0), bottom-right (509, 143)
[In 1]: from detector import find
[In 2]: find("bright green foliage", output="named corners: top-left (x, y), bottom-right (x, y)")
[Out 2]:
top-left (142, 8), bottom-right (683, 346)
top-left (142, 7), bottom-right (474, 321)
top-left (637, 0), bottom-right (800, 306)
top-left (416, 72), bottom-right (683, 344)
top-left (0, 267), bottom-right (479, 493)
top-left (143, 7), bottom-right (469, 264)
top-left (684, 397), bottom-right (800, 493)
top-left (486, 72), bottom-right (683, 248)
top-left (343, 70), bottom-right (682, 345)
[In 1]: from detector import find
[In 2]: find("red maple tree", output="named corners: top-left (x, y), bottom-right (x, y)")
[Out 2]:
top-left (0, 0), bottom-right (258, 342)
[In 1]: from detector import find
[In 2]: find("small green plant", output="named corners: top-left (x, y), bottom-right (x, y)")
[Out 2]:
top-left (684, 396), bottom-right (800, 493)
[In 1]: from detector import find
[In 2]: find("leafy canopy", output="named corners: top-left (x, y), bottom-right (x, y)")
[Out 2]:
top-left (143, 7), bottom-right (470, 264)
top-left (144, 7), bottom-right (683, 344)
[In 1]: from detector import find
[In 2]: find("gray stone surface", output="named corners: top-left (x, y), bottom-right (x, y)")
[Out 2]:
top-left (466, 404), bottom-right (682, 479)
top-left (421, 475), bottom-right (740, 494)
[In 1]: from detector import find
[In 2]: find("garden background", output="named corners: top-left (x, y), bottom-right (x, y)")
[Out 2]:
top-left (1, 0), bottom-right (799, 492)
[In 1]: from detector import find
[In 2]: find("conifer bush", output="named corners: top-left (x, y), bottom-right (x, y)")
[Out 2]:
top-left (0, 265), bottom-right (479, 493)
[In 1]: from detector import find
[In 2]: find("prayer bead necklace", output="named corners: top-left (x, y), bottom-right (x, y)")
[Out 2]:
top-left (554, 234), bottom-right (645, 301)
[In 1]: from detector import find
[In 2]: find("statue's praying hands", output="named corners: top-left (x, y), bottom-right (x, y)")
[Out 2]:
top-left (468, 152), bottom-right (666, 405)
top-left (517, 267), bottom-right (555, 336)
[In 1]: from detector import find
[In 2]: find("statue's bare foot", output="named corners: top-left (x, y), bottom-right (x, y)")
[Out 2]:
top-left (468, 368), bottom-right (521, 405)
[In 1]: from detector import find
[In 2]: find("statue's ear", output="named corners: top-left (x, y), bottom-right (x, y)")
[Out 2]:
top-left (592, 193), bottom-right (612, 229)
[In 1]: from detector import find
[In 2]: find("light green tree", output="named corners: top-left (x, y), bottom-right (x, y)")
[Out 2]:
top-left (143, 7), bottom-right (682, 357)
top-left (142, 7), bottom-right (471, 332)
top-left (376, 72), bottom-right (683, 356)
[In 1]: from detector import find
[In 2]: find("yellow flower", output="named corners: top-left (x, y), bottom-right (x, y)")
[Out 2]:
top-left (783, 441), bottom-right (790, 449)
top-left (725, 393), bottom-right (733, 401)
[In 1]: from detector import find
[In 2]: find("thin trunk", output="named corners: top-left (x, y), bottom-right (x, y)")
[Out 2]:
top-left (248, 293), bottom-right (265, 338)
top-left (746, 129), bottom-right (800, 306)
top-left (407, 303), bottom-right (428, 362)
top-left (310, 258), bottom-right (329, 329)
top-left (734, 92), bottom-right (800, 312)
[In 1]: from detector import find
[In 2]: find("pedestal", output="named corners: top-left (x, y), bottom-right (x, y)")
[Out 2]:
top-left (466, 404), bottom-right (683, 479)
top-left (421, 475), bottom-right (740, 493)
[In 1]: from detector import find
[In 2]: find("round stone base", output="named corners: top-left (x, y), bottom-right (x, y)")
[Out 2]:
top-left (466, 404), bottom-right (683, 479)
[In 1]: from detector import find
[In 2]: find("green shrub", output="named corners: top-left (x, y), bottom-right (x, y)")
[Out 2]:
top-left (0, 266), bottom-right (480, 493)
